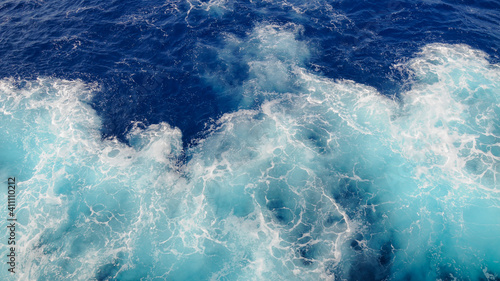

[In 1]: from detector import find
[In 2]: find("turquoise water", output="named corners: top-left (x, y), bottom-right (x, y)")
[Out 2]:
top-left (0, 24), bottom-right (499, 280)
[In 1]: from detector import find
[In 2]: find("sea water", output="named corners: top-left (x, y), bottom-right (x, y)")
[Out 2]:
top-left (0, 1), bottom-right (499, 280)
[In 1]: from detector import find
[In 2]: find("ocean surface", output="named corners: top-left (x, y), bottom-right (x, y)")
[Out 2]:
top-left (0, 0), bottom-right (499, 280)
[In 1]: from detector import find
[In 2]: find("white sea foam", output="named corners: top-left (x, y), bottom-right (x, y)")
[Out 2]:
top-left (0, 25), bottom-right (498, 281)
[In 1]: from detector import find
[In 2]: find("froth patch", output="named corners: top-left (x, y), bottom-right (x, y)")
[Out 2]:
top-left (0, 78), bottom-right (184, 280)
top-left (208, 23), bottom-right (311, 108)
top-left (399, 43), bottom-right (499, 190)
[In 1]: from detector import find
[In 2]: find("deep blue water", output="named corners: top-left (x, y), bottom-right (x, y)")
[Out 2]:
top-left (0, 0), bottom-right (499, 280)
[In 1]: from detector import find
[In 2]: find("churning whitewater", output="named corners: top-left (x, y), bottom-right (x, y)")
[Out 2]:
top-left (0, 24), bottom-right (499, 280)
